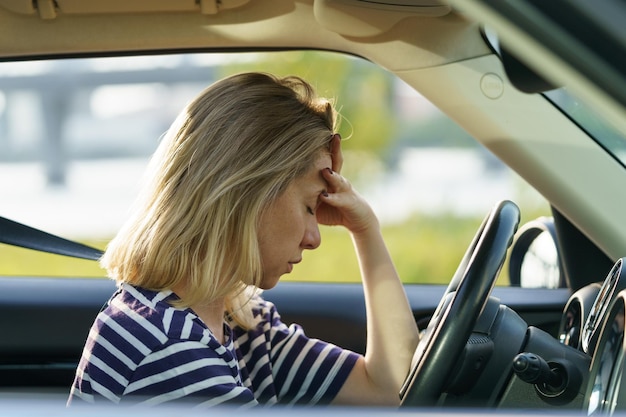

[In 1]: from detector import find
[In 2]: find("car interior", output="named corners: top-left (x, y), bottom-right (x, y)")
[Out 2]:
top-left (1, 0), bottom-right (626, 414)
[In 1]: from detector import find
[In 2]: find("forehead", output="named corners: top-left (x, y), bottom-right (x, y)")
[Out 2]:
top-left (313, 152), bottom-right (332, 170)
top-left (293, 152), bottom-right (331, 190)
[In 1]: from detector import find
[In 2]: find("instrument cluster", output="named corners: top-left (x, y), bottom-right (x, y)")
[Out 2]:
top-left (559, 258), bottom-right (626, 414)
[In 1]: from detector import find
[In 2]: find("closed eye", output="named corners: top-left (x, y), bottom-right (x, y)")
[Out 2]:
top-left (307, 193), bottom-right (324, 215)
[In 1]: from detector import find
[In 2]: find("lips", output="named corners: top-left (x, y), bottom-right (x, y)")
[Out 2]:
top-left (287, 258), bottom-right (302, 273)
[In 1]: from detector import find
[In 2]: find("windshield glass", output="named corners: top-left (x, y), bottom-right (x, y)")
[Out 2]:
top-left (0, 51), bottom-right (550, 283)
top-left (545, 89), bottom-right (626, 165)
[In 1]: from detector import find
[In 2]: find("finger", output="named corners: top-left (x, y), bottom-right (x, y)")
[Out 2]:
top-left (322, 167), bottom-right (338, 190)
top-left (322, 167), bottom-right (350, 194)
top-left (318, 187), bottom-right (342, 213)
top-left (330, 133), bottom-right (343, 173)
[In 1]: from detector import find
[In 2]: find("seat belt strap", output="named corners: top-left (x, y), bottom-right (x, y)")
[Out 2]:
top-left (0, 216), bottom-right (103, 261)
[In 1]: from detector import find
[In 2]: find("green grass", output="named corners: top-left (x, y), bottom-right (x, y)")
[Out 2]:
top-left (287, 214), bottom-right (485, 284)
top-left (0, 215), bottom-right (494, 284)
top-left (0, 241), bottom-right (108, 278)
top-left (0, 208), bottom-right (548, 284)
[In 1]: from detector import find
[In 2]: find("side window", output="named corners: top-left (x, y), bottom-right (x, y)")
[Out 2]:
top-left (0, 51), bottom-right (549, 284)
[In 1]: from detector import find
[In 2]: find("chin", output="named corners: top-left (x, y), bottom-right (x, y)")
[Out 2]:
top-left (258, 276), bottom-right (281, 290)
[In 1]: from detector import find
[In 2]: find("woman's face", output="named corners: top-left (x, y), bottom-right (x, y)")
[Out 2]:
top-left (257, 153), bottom-right (331, 289)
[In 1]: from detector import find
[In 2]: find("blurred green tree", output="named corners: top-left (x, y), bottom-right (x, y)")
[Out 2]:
top-left (217, 51), bottom-right (397, 185)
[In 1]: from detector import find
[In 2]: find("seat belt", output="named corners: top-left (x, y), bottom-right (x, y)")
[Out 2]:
top-left (0, 216), bottom-right (103, 261)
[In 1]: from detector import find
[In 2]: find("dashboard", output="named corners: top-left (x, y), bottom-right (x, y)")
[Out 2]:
top-left (506, 215), bottom-right (626, 412)
top-left (559, 258), bottom-right (626, 414)
top-left (587, 292), bottom-right (626, 415)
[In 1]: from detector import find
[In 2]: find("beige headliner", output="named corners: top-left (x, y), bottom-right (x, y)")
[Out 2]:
top-left (0, 1), bottom-right (487, 68)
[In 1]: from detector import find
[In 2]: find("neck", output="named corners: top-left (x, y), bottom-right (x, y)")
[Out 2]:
top-left (172, 284), bottom-right (227, 344)
top-left (193, 301), bottom-right (227, 344)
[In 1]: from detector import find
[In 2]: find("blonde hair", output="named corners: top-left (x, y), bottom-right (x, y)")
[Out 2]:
top-left (101, 72), bottom-right (337, 328)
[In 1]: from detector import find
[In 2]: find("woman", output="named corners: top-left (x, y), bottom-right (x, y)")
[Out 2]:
top-left (68, 72), bottom-right (419, 407)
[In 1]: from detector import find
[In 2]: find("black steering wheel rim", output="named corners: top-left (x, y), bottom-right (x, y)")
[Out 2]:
top-left (400, 200), bottom-right (520, 407)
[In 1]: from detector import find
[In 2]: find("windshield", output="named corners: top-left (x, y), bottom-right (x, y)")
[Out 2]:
top-left (0, 51), bottom-right (550, 283)
top-left (545, 89), bottom-right (626, 165)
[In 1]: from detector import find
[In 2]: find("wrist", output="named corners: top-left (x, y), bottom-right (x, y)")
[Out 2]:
top-left (349, 217), bottom-right (381, 241)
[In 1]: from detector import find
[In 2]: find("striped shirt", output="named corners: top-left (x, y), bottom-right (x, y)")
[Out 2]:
top-left (68, 284), bottom-right (359, 407)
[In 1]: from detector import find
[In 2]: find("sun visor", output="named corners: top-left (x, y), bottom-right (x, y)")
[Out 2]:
top-left (314, 0), bottom-right (451, 37)
top-left (0, 0), bottom-right (250, 19)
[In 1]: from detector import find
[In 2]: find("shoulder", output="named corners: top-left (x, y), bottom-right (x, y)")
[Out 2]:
top-left (95, 285), bottom-right (171, 345)
top-left (241, 294), bottom-right (287, 337)
top-left (82, 284), bottom-right (209, 379)
top-left (73, 285), bottom-right (255, 405)
top-left (71, 286), bottom-right (172, 402)
top-left (77, 285), bottom-right (174, 379)
top-left (249, 294), bottom-right (279, 320)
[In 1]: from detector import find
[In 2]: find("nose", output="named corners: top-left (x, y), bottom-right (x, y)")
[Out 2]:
top-left (301, 218), bottom-right (321, 250)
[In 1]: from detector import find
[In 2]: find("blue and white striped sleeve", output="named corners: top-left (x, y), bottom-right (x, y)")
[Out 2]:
top-left (259, 300), bottom-right (360, 405)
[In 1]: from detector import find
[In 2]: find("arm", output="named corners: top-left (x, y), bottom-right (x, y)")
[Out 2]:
top-left (337, 220), bottom-right (420, 405)
top-left (316, 137), bottom-right (420, 406)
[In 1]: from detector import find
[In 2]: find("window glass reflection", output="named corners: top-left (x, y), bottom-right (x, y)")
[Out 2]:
top-left (520, 231), bottom-right (560, 288)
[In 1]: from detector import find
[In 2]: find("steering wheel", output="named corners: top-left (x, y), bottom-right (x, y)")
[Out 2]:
top-left (400, 200), bottom-right (520, 406)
